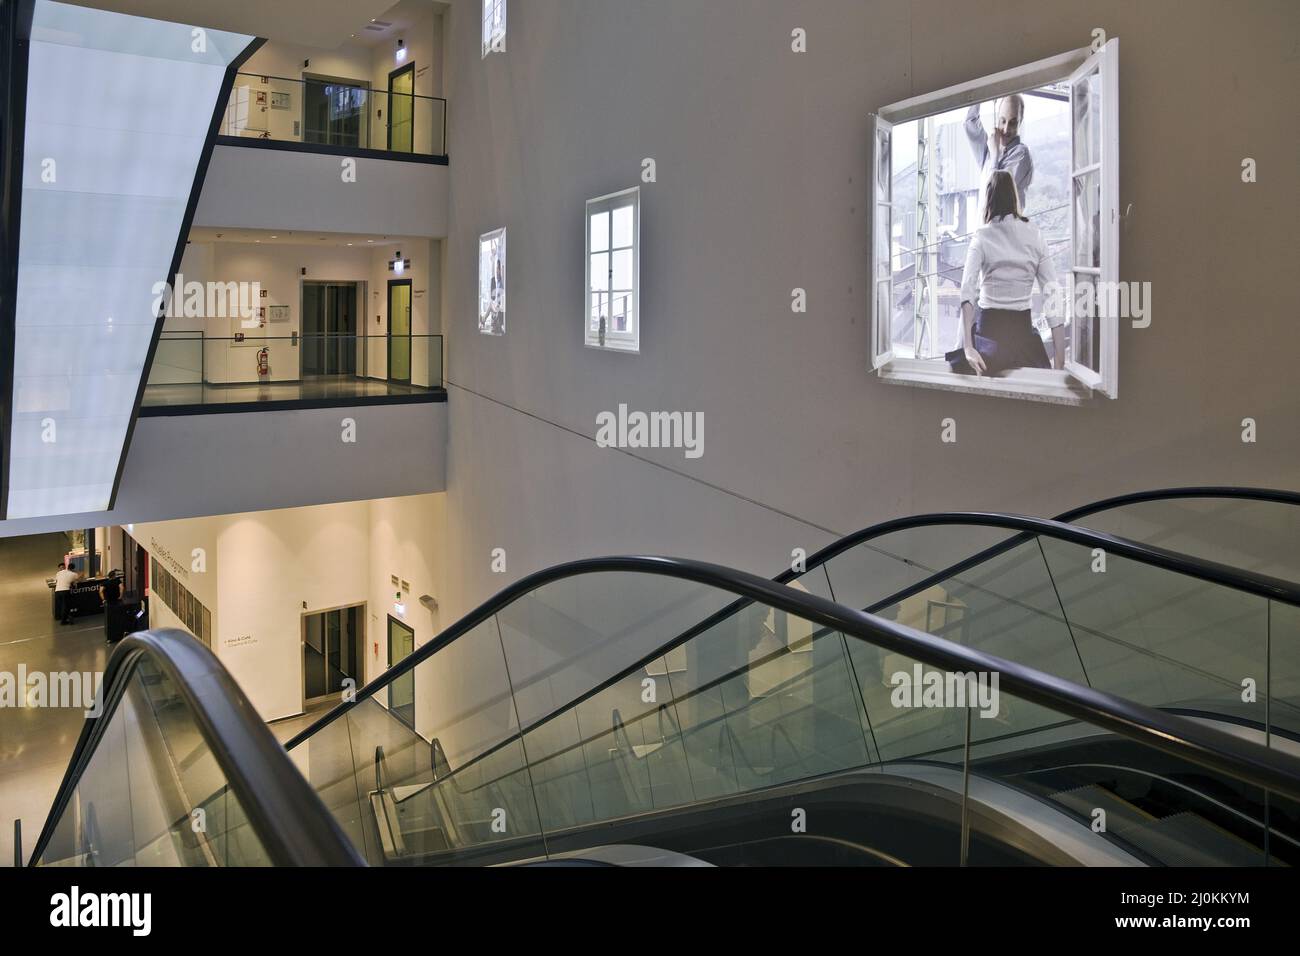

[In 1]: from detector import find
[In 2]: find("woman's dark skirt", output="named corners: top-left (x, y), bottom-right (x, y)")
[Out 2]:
top-left (945, 307), bottom-right (1049, 375)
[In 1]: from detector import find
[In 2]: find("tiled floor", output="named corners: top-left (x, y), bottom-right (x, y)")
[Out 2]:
top-left (0, 532), bottom-right (110, 867)
top-left (143, 376), bottom-right (439, 409)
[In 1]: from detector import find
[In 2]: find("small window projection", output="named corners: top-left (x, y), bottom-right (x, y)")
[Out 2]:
top-left (478, 228), bottom-right (506, 336)
top-left (482, 0), bottom-right (506, 58)
top-left (585, 188), bottom-right (640, 353)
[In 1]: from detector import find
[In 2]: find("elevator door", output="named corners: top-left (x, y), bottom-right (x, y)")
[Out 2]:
top-left (302, 282), bottom-right (358, 377)
top-left (304, 605), bottom-right (364, 704)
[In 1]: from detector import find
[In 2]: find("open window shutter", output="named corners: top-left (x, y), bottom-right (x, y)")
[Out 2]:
top-left (871, 114), bottom-right (895, 370)
top-left (1064, 38), bottom-right (1120, 397)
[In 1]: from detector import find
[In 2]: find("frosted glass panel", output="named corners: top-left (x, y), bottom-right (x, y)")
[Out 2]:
top-left (611, 204), bottom-right (634, 248)
top-left (590, 253), bottom-right (609, 291)
top-left (5, 1), bottom-right (253, 518)
top-left (590, 212), bottom-right (609, 252)
top-left (612, 250), bottom-right (634, 290)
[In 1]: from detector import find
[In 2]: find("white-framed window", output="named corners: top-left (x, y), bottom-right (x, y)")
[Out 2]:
top-left (870, 40), bottom-right (1119, 405)
top-left (478, 227), bottom-right (506, 336)
top-left (482, 0), bottom-right (506, 58)
top-left (585, 187), bottom-right (640, 353)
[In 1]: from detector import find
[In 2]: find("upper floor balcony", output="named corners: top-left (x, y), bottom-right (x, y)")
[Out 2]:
top-left (219, 71), bottom-right (447, 163)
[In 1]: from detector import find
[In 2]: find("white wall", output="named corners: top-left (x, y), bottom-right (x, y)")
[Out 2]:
top-left (195, 145), bottom-right (449, 237)
top-left (124, 515), bottom-right (223, 641)
top-left (367, 493), bottom-right (446, 738)
top-left (120, 493), bottom-right (446, 722)
top-left (434, 0), bottom-right (1300, 626)
top-left (216, 502), bottom-right (371, 720)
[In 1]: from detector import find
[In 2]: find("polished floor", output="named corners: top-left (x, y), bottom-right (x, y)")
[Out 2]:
top-left (143, 375), bottom-right (440, 409)
top-left (0, 532), bottom-right (109, 867)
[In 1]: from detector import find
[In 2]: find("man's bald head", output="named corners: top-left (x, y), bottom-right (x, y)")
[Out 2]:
top-left (995, 94), bottom-right (1026, 138)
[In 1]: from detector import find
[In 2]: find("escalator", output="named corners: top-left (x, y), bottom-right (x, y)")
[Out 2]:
top-left (27, 488), bottom-right (1300, 866)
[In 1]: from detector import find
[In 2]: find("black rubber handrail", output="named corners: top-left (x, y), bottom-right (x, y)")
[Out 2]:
top-left (296, 556), bottom-right (1300, 803)
top-left (403, 490), bottom-right (1300, 800)
top-left (29, 629), bottom-right (364, 867)
top-left (287, 499), bottom-right (1300, 758)
top-left (781, 486), bottom-right (1300, 588)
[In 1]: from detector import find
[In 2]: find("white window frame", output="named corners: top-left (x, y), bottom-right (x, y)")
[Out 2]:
top-left (584, 187), bottom-right (641, 353)
top-left (870, 40), bottom-right (1120, 405)
top-left (482, 0), bottom-right (506, 58)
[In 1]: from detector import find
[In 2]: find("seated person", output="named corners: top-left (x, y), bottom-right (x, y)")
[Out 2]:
top-left (947, 170), bottom-right (1064, 376)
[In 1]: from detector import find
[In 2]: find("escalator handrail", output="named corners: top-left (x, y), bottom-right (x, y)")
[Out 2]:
top-left (287, 506), bottom-right (1300, 760)
top-left (316, 490), bottom-right (1300, 799)
top-left (286, 554), bottom-right (1300, 803)
top-left (28, 628), bottom-right (364, 867)
top-left (783, 486), bottom-right (1300, 588)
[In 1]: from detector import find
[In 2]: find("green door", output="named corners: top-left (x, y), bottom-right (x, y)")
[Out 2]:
top-left (388, 63), bottom-right (414, 153)
top-left (388, 616), bottom-right (416, 728)
top-left (388, 279), bottom-right (412, 384)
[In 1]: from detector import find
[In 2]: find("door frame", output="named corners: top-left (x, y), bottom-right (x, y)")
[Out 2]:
top-left (387, 62), bottom-right (416, 152)
top-left (386, 614), bottom-right (416, 730)
top-left (301, 601), bottom-right (367, 709)
top-left (386, 278), bottom-right (413, 385)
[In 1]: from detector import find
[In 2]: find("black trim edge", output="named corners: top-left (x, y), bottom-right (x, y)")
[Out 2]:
top-left (215, 134), bottom-right (449, 166)
top-left (0, 0), bottom-right (35, 520)
top-left (138, 387), bottom-right (447, 417)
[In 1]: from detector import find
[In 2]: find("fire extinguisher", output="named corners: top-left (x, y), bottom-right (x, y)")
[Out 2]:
top-left (256, 347), bottom-right (269, 377)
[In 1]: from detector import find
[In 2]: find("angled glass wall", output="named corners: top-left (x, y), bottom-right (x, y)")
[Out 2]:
top-left (4, 0), bottom-right (253, 518)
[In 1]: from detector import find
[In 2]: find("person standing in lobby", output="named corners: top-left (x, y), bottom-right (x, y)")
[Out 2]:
top-left (53, 562), bottom-right (80, 626)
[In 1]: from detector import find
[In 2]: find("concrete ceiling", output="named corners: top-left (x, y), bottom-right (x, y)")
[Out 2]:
top-left (66, 0), bottom-right (423, 49)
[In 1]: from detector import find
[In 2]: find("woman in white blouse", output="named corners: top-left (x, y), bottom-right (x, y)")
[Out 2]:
top-left (946, 170), bottom-right (1064, 376)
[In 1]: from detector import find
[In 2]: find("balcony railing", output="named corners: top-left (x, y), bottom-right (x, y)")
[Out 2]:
top-left (144, 332), bottom-right (443, 409)
top-left (220, 72), bottom-right (447, 158)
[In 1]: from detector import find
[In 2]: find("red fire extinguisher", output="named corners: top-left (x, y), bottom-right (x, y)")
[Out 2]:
top-left (256, 347), bottom-right (269, 377)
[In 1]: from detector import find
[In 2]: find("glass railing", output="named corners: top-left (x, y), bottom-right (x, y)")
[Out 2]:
top-left (32, 630), bottom-right (362, 867)
top-left (288, 558), bottom-right (1300, 867)
top-left (220, 72), bottom-right (447, 158)
top-left (37, 656), bottom-right (271, 866)
top-left (144, 332), bottom-right (443, 406)
top-left (791, 517), bottom-right (1300, 746)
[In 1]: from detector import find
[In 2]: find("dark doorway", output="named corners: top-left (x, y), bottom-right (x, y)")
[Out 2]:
top-left (387, 62), bottom-right (415, 153)
top-left (387, 278), bottom-right (412, 385)
top-left (302, 281), bottom-right (359, 377)
top-left (304, 604), bottom-right (365, 705)
top-left (119, 530), bottom-right (147, 602)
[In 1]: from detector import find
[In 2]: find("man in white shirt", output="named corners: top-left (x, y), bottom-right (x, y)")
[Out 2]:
top-left (54, 562), bottom-right (81, 625)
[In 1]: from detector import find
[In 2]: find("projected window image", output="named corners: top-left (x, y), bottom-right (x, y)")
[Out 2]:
top-left (478, 228), bottom-right (506, 336)
top-left (870, 40), bottom-right (1119, 405)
